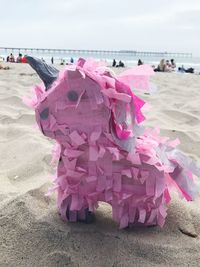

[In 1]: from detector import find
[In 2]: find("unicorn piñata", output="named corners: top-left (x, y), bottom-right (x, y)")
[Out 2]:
top-left (24, 57), bottom-right (200, 228)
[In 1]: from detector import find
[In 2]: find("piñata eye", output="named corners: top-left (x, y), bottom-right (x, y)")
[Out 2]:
top-left (40, 108), bottom-right (49, 119)
top-left (67, 90), bottom-right (78, 102)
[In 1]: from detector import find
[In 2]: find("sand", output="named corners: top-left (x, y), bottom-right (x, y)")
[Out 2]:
top-left (0, 63), bottom-right (200, 267)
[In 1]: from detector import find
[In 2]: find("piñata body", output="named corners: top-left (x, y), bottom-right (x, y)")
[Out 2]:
top-left (24, 57), bottom-right (200, 228)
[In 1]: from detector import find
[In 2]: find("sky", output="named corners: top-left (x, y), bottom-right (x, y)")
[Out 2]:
top-left (0, 0), bottom-right (200, 56)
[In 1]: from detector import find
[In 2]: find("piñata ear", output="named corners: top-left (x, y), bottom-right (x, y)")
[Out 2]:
top-left (25, 56), bottom-right (59, 90)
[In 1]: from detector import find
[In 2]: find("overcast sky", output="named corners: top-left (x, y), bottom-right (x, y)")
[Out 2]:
top-left (0, 0), bottom-right (200, 56)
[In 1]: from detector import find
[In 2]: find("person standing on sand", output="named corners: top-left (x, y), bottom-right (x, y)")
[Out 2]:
top-left (51, 57), bottom-right (54, 64)
top-left (9, 53), bottom-right (15, 63)
top-left (112, 59), bottom-right (116, 67)
top-left (138, 59), bottom-right (143, 66)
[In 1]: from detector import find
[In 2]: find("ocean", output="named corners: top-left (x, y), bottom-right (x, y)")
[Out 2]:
top-left (1, 49), bottom-right (200, 71)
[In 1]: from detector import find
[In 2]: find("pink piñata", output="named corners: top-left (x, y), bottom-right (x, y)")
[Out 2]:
top-left (24, 57), bottom-right (200, 228)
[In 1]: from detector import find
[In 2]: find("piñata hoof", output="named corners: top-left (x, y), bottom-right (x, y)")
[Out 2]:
top-left (66, 206), bottom-right (95, 224)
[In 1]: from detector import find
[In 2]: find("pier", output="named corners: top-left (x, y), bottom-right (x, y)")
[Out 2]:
top-left (0, 47), bottom-right (192, 58)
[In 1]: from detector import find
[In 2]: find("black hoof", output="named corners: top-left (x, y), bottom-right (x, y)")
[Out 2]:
top-left (147, 224), bottom-right (158, 228)
top-left (66, 208), bottom-right (95, 224)
top-left (78, 208), bottom-right (95, 224)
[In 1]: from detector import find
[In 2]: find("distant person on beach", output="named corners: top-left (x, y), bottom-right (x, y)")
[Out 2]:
top-left (137, 59), bottom-right (143, 66)
top-left (154, 59), bottom-right (165, 72)
top-left (6, 55), bottom-right (9, 62)
top-left (21, 56), bottom-right (28, 63)
top-left (178, 66), bottom-right (185, 73)
top-left (70, 57), bottom-right (74, 64)
top-left (154, 59), bottom-right (171, 72)
top-left (166, 60), bottom-right (173, 71)
top-left (170, 59), bottom-right (176, 69)
top-left (16, 53), bottom-right (23, 63)
top-left (9, 53), bottom-right (15, 63)
top-left (120, 60), bottom-right (125, 67)
top-left (178, 65), bottom-right (194, 74)
top-left (60, 59), bottom-right (65, 65)
top-left (51, 57), bottom-right (54, 64)
top-left (166, 60), bottom-right (171, 68)
top-left (112, 59), bottom-right (116, 67)
top-left (116, 60), bottom-right (125, 68)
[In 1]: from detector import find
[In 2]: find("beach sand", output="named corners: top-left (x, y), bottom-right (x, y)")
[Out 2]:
top-left (0, 63), bottom-right (200, 267)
